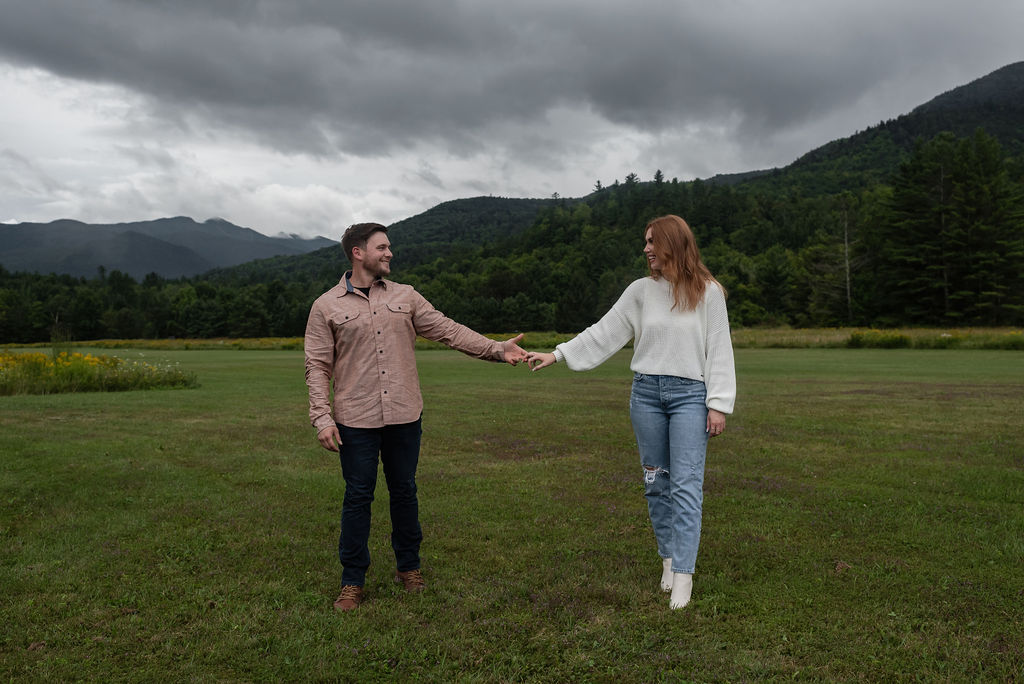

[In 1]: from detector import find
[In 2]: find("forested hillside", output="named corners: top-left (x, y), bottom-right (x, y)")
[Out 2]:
top-left (398, 131), bottom-right (1023, 332)
top-left (727, 61), bottom-right (1024, 197)
top-left (2, 64), bottom-right (1023, 343)
top-left (0, 196), bottom-right (563, 341)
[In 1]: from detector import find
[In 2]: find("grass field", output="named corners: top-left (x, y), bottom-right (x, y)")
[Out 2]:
top-left (1, 346), bottom-right (1022, 681)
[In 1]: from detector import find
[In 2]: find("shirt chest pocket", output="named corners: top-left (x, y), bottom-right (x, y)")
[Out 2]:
top-left (386, 302), bottom-right (411, 314)
top-left (386, 301), bottom-right (413, 333)
top-left (330, 310), bottom-right (362, 333)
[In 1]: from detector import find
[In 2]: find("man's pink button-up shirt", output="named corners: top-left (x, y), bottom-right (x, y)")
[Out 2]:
top-left (304, 275), bottom-right (505, 431)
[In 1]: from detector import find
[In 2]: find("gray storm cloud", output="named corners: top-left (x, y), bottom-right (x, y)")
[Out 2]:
top-left (4, 0), bottom-right (1015, 158)
top-left (0, 0), bottom-right (1021, 233)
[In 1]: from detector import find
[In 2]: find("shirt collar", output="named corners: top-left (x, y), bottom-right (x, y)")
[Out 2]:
top-left (341, 271), bottom-right (387, 295)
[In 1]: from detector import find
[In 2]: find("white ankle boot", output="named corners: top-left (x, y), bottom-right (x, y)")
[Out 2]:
top-left (669, 572), bottom-right (693, 609)
top-left (660, 558), bottom-right (673, 592)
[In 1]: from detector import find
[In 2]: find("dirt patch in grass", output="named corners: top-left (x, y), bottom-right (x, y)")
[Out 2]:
top-left (835, 388), bottom-right (902, 396)
top-left (831, 382), bottom-right (1023, 401)
top-left (705, 470), bottom-right (811, 496)
top-left (988, 634), bottom-right (1024, 659)
top-left (474, 433), bottom-right (570, 461)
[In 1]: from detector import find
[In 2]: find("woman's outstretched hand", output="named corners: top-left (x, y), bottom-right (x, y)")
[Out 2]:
top-left (526, 351), bottom-right (556, 371)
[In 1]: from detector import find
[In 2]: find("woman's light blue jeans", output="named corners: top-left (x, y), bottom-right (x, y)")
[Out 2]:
top-left (629, 373), bottom-right (709, 574)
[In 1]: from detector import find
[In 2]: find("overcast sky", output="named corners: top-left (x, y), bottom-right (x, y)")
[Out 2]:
top-left (1, 1), bottom-right (1021, 239)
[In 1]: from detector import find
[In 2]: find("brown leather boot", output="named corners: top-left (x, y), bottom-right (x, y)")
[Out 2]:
top-left (394, 569), bottom-right (426, 592)
top-left (333, 585), bottom-right (364, 611)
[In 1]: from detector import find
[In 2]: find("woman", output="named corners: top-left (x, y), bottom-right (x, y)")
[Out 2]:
top-left (527, 215), bottom-right (736, 610)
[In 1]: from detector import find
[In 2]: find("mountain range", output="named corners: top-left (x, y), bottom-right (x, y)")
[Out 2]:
top-left (0, 216), bottom-right (336, 279)
top-left (3, 62), bottom-right (1023, 282)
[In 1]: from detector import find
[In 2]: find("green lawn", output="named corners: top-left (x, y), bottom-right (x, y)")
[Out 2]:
top-left (1, 348), bottom-right (1022, 681)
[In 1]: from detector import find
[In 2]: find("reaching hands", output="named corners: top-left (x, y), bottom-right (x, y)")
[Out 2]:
top-left (527, 351), bottom-right (556, 371)
top-left (501, 338), bottom-right (556, 371)
top-left (502, 333), bottom-right (529, 366)
top-left (502, 336), bottom-right (556, 370)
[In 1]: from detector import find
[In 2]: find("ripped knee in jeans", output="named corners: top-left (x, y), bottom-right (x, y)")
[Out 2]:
top-left (643, 465), bottom-right (668, 484)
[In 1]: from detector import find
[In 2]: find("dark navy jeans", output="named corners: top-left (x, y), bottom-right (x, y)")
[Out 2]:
top-left (336, 418), bottom-right (423, 587)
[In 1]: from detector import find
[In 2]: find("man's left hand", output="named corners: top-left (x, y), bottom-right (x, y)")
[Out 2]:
top-left (501, 333), bottom-right (529, 365)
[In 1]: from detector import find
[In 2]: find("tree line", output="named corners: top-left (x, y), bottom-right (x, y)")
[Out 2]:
top-left (2, 129), bottom-right (1022, 344)
top-left (0, 269), bottom-right (328, 343)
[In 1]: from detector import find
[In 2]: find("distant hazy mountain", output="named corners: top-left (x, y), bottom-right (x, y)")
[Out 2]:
top-left (0, 216), bottom-right (337, 278)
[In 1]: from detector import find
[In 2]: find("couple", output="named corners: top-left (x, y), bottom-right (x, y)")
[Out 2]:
top-left (303, 216), bottom-right (736, 613)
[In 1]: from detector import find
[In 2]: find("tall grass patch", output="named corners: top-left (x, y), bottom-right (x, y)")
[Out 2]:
top-left (0, 350), bottom-right (198, 395)
top-left (732, 326), bottom-right (1024, 349)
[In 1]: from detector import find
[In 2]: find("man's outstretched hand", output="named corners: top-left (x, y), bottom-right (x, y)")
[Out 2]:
top-left (502, 333), bottom-right (529, 365)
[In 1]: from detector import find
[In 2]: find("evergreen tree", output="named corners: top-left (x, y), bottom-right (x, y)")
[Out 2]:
top-left (884, 133), bottom-right (959, 323)
top-left (883, 131), bottom-right (1024, 324)
top-left (947, 130), bottom-right (1024, 323)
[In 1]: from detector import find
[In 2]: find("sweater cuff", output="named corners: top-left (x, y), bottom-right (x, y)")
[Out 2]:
top-left (706, 398), bottom-right (734, 415)
top-left (553, 348), bottom-right (565, 364)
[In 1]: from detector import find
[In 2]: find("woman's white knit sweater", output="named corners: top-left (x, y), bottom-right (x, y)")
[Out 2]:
top-left (553, 276), bottom-right (736, 414)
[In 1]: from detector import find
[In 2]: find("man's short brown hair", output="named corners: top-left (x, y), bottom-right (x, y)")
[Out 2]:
top-left (342, 223), bottom-right (388, 263)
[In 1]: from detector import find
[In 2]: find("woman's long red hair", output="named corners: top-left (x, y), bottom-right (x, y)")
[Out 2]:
top-left (646, 215), bottom-right (725, 311)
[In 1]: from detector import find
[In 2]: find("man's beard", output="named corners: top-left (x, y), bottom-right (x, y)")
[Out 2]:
top-left (368, 259), bottom-right (390, 278)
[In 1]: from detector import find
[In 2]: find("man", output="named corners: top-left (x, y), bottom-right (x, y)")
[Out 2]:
top-left (304, 222), bottom-right (528, 612)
